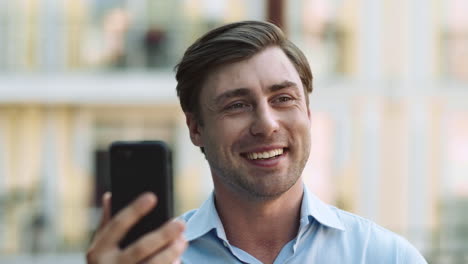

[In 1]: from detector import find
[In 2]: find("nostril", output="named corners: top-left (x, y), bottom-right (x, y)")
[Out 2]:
top-left (249, 116), bottom-right (280, 136)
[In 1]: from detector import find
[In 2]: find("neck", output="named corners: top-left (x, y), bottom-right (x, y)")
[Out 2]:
top-left (213, 180), bottom-right (304, 264)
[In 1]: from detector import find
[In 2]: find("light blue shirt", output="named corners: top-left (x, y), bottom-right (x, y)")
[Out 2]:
top-left (179, 186), bottom-right (427, 263)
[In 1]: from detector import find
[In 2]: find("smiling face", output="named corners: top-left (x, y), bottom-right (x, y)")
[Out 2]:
top-left (187, 47), bottom-right (311, 200)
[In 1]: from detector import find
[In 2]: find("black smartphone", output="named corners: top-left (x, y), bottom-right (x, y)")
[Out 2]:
top-left (109, 140), bottom-right (173, 248)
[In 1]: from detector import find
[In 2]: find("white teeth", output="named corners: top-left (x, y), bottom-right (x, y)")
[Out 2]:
top-left (246, 148), bottom-right (284, 160)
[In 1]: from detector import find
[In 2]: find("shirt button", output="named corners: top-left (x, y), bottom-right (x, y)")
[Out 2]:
top-left (223, 241), bottom-right (228, 247)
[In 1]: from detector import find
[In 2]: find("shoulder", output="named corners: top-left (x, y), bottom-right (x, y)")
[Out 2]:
top-left (328, 206), bottom-right (427, 263)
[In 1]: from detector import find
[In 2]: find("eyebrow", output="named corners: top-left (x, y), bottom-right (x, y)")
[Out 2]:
top-left (213, 80), bottom-right (299, 105)
top-left (269, 80), bottom-right (298, 92)
top-left (214, 88), bottom-right (251, 106)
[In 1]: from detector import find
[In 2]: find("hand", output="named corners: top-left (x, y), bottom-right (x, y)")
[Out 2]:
top-left (86, 192), bottom-right (187, 264)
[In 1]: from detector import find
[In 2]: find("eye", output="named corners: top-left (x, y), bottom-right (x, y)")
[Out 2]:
top-left (273, 95), bottom-right (295, 104)
top-left (277, 96), bottom-right (292, 102)
top-left (228, 102), bottom-right (246, 109)
top-left (225, 101), bottom-right (250, 111)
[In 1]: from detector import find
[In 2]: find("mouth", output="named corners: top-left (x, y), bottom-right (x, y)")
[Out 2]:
top-left (240, 147), bottom-right (288, 167)
top-left (245, 148), bottom-right (285, 160)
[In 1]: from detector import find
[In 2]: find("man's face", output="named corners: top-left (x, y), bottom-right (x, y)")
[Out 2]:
top-left (187, 47), bottom-right (311, 200)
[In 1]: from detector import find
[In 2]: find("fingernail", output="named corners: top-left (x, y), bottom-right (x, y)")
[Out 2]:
top-left (174, 220), bottom-right (186, 229)
top-left (138, 193), bottom-right (155, 206)
top-left (103, 192), bottom-right (111, 200)
top-left (172, 218), bottom-right (186, 224)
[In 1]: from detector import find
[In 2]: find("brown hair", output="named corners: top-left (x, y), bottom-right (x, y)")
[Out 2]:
top-left (175, 20), bottom-right (313, 123)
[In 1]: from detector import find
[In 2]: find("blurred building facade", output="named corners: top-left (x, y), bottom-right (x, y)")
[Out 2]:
top-left (0, 0), bottom-right (468, 263)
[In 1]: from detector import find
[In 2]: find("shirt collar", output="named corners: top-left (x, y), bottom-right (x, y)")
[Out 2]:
top-left (185, 192), bottom-right (228, 242)
top-left (301, 185), bottom-right (345, 231)
top-left (184, 184), bottom-right (345, 241)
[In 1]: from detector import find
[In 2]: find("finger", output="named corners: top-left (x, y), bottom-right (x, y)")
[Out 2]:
top-left (122, 220), bottom-right (185, 263)
top-left (98, 192), bottom-right (157, 248)
top-left (143, 236), bottom-right (188, 264)
top-left (98, 192), bottom-right (112, 230)
top-left (89, 192), bottom-right (112, 247)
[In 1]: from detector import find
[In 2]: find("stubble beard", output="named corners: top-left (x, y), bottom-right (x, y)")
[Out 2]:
top-left (208, 141), bottom-right (311, 201)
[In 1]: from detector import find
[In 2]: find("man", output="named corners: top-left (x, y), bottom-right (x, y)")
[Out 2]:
top-left (87, 21), bottom-right (428, 264)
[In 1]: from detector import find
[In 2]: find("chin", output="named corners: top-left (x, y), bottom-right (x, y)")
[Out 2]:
top-left (241, 179), bottom-right (298, 200)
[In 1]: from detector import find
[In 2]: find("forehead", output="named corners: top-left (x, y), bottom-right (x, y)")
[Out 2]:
top-left (201, 47), bottom-right (303, 98)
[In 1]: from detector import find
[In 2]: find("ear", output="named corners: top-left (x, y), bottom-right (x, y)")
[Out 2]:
top-left (185, 113), bottom-right (204, 147)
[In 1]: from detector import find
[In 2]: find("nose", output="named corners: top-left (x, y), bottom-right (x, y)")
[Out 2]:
top-left (249, 103), bottom-right (280, 137)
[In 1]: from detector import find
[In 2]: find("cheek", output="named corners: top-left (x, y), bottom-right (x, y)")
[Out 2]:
top-left (283, 110), bottom-right (311, 133)
top-left (204, 116), bottom-right (248, 144)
